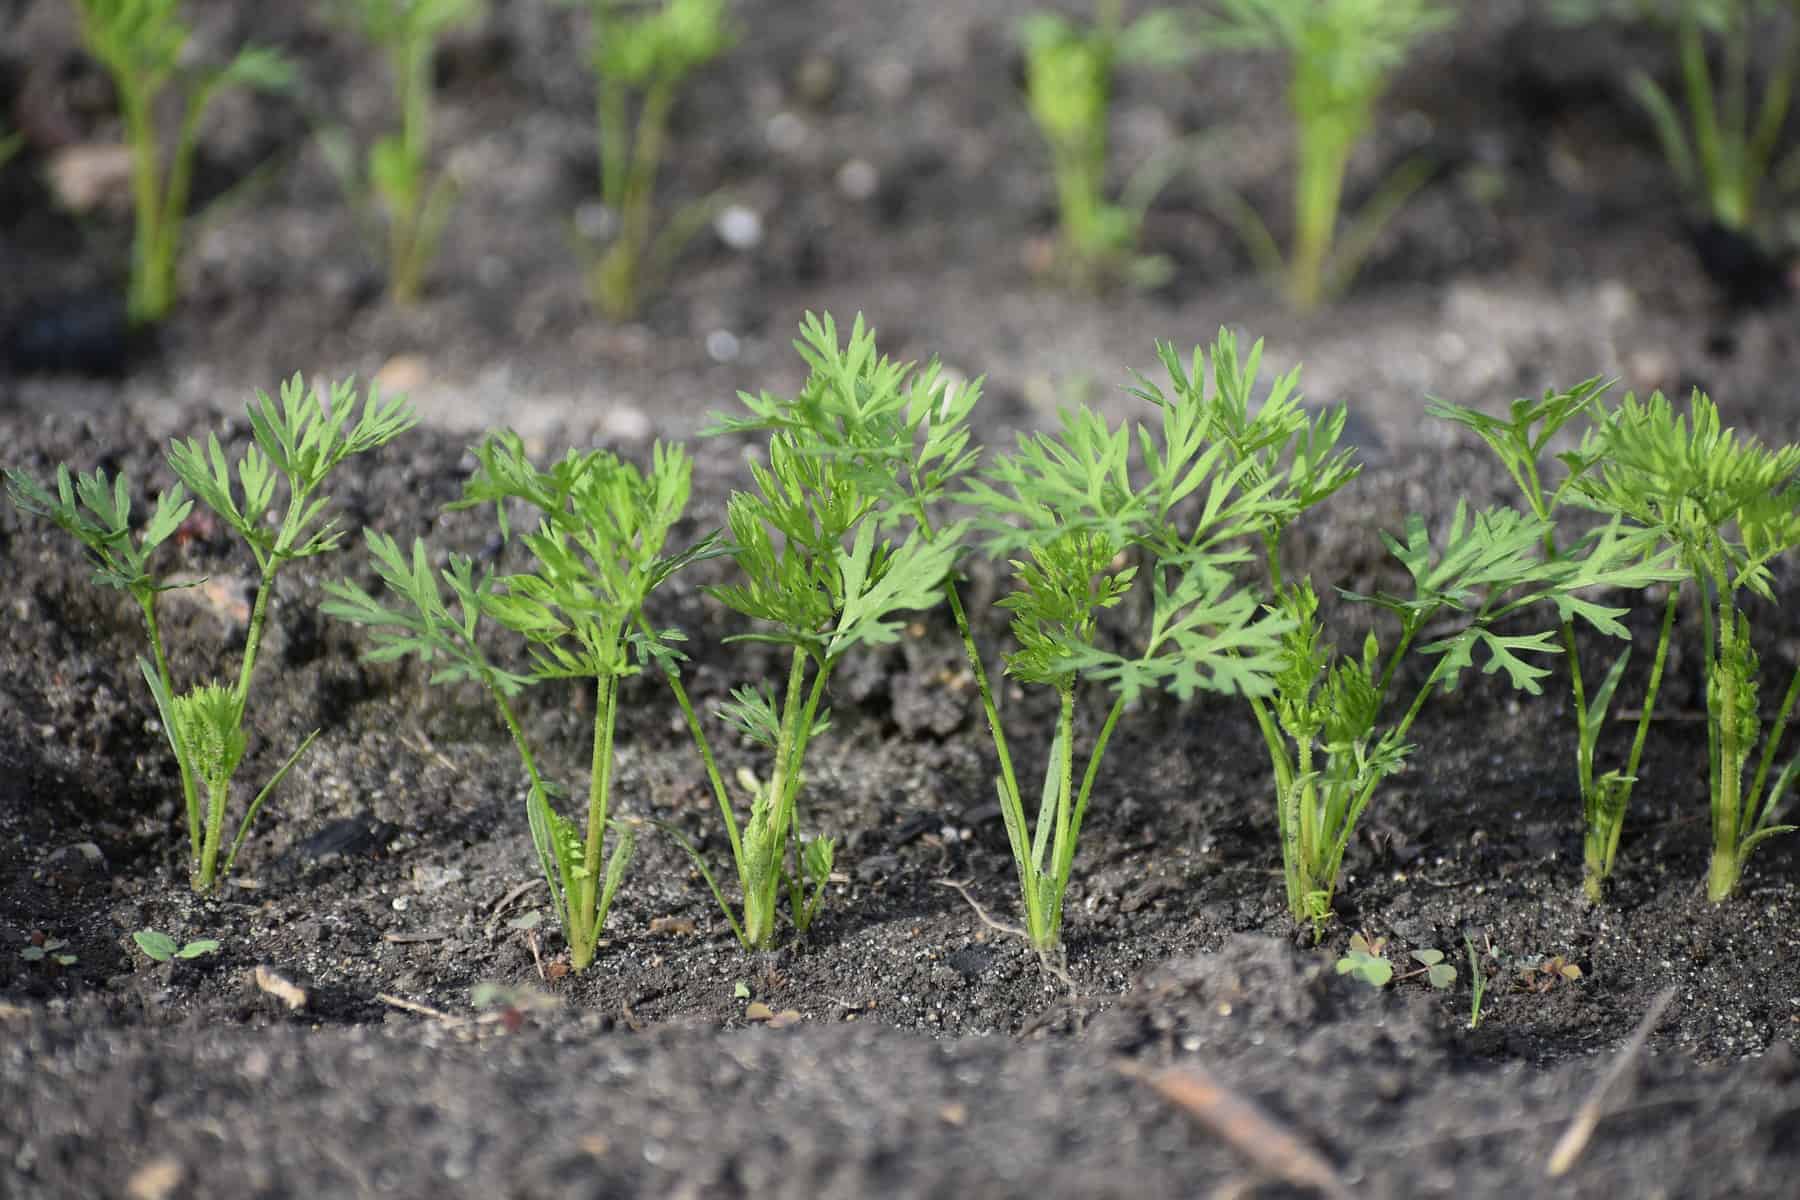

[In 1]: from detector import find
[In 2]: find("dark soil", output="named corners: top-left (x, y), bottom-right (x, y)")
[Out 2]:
top-left (4, 2), bottom-right (1800, 1197)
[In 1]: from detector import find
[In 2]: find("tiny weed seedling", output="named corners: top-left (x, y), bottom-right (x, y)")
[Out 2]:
top-left (1518, 953), bottom-right (1583, 993)
top-left (1335, 930), bottom-right (1393, 986)
top-left (1019, 0), bottom-right (1195, 288)
top-left (132, 929), bottom-right (220, 962)
top-left (1198, 0), bottom-right (1454, 310)
top-left (1402, 947), bottom-right (1457, 989)
top-left (1554, 0), bottom-right (1800, 236)
top-left (322, 0), bottom-right (484, 305)
top-left (1430, 383), bottom-right (1683, 901)
top-left (1465, 932), bottom-right (1491, 1028)
top-left (567, 0), bottom-right (735, 318)
top-left (667, 315), bottom-right (968, 950)
top-left (19, 936), bottom-right (78, 967)
top-left (1569, 389), bottom-right (1800, 900)
top-left (8, 377), bottom-right (416, 894)
top-left (70, 0), bottom-right (293, 324)
top-left (1335, 931), bottom-right (1456, 989)
top-left (324, 434), bottom-right (712, 971)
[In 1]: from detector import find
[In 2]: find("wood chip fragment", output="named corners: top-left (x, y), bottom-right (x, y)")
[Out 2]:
top-left (1546, 985), bottom-right (1677, 1177)
top-left (124, 1156), bottom-right (184, 1200)
top-left (1119, 1059), bottom-right (1352, 1200)
top-left (252, 965), bottom-right (308, 1011)
top-left (745, 1001), bottom-right (803, 1028)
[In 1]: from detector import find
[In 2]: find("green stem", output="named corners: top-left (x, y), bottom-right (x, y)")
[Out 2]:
top-left (1046, 692), bottom-right (1126, 944)
top-left (1744, 661), bottom-right (1800, 841)
top-left (584, 670), bottom-right (620, 894)
top-left (1624, 588), bottom-right (1679, 789)
top-left (945, 579), bottom-right (1037, 923)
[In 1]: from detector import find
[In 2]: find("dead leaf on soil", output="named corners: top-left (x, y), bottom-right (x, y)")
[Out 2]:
top-left (745, 1001), bottom-right (803, 1028)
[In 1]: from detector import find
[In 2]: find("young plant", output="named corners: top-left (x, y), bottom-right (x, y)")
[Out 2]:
top-left (1569, 389), bottom-right (1800, 900)
top-left (133, 929), bottom-right (220, 962)
top-left (323, 0), bottom-right (483, 305)
top-left (962, 339), bottom-right (1294, 960)
top-left (19, 938), bottom-right (78, 968)
top-left (568, 0), bottom-right (735, 318)
top-left (1198, 0), bottom-right (1454, 310)
top-left (68, 0), bottom-right (293, 324)
top-left (323, 434), bottom-right (710, 971)
top-left (7, 377), bottom-right (416, 893)
top-left (1464, 933), bottom-right (1490, 1028)
top-left (649, 328), bottom-right (966, 951)
top-left (1554, 0), bottom-right (1800, 235)
top-left (1335, 929), bottom-right (1393, 986)
top-left (1019, 0), bottom-right (1194, 288)
top-left (1429, 383), bottom-right (1684, 901)
top-left (1128, 333), bottom-right (1664, 932)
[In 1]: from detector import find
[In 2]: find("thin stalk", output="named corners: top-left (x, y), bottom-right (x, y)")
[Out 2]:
top-left (584, 670), bottom-right (620, 884)
top-left (1708, 577), bottom-right (1741, 900)
top-left (1048, 692), bottom-right (1127, 940)
top-left (1744, 660), bottom-right (1800, 840)
top-left (1623, 589), bottom-right (1680, 790)
top-left (945, 579), bottom-right (1036, 914)
top-left (137, 592), bottom-right (201, 865)
top-left (1290, 119), bottom-right (1350, 312)
top-left (118, 82), bottom-right (164, 325)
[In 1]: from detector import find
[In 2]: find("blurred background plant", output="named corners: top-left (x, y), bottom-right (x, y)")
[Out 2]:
top-left (1196, 0), bottom-right (1454, 311)
top-left (67, 0), bottom-right (293, 325)
top-left (319, 0), bottom-right (485, 305)
top-left (1018, 0), bottom-right (1196, 289)
top-left (1551, 0), bottom-right (1800, 242)
top-left (566, 0), bottom-right (735, 319)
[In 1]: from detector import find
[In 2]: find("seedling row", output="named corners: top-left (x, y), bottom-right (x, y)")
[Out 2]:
top-left (10, 312), bottom-right (1800, 973)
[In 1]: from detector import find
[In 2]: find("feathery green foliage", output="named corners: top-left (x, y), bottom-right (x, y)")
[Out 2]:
top-left (9, 376), bottom-right (415, 892)
top-left (1429, 382), bottom-right (1683, 901)
top-left (567, 0), bottom-right (735, 318)
top-left (325, 433), bottom-right (712, 970)
top-left (69, 0), bottom-right (293, 324)
top-left (1198, 0), bottom-right (1453, 310)
top-left (323, 0), bottom-right (483, 304)
top-left (1570, 388), bottom-right (1800, 900)
top-left (962, 330), bottom-right (1295, 958)
top-left (656, 314), bottom-right (969, 950)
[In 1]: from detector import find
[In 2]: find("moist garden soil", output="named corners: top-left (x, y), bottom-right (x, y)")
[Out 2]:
top-left (5, 1), bottom-right (1800, 1197)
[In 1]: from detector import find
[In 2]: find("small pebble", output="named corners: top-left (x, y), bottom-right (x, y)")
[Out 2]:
top-left (714, 205), bottom-right (763, 251)
top-left (836, 158), bottom-right (880, 201)
top-left (705, 329), bottom-right (741, 362)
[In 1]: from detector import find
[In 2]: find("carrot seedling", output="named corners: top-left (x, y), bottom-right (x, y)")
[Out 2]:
top-left (324, 435), bottom-right (713, 970)
top-left (8, 377), bottom-right (416, 893)
top-left (1554, 0), bottom-right (1800, 236)
top-left (322, 0), bottom-right (484, 304)
top-left (1569, 389), bottom-right (1800, 900)
top-left (653, 317), bottom-right (966, 950)
top-left (1430, 383), bottom-right (1683, 901)
top-left (1128, 333), bottom-right (1661, 933)
top-left (1198, 0), bottom-right (1454, 310)
top-left (70, 0), bottom-right (293, 324)
top-left (1019, 0), bottom-right (1195, 288)
top-left (962, 334), bottom-right (1294, 961)
top-left (566, 0), bottom-right (735, 318)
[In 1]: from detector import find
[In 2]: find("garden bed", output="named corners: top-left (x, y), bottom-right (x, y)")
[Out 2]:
top-left (4, 2), bottom-right (1800, 1197)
